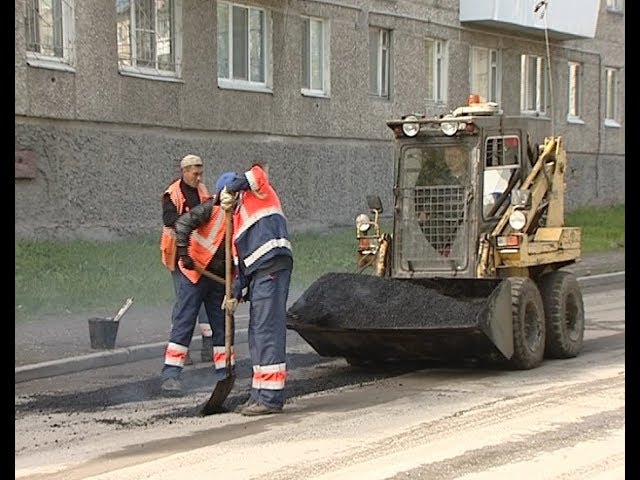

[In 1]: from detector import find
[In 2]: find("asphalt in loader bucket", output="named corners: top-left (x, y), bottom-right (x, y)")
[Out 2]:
top-left (286, 273), bottom-right (514, 366)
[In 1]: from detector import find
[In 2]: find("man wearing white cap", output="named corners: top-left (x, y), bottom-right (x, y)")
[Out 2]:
top-left (160, 154), bottom-right (213, 376)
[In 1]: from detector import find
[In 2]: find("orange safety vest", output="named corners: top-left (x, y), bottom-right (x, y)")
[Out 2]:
top-left (179, 203), bottom-right (227, 283)
top-left (160, 179), bottom-right (210, 271)
top-left (231, 165), bottom-right (289, 271)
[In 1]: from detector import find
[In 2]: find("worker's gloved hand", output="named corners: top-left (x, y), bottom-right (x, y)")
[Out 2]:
top-left (219, 187), bottom-right (236, 211)
top-left (180, 255), bottom-right (195, 270)
top-left (231, 280), bottom-right (246, 302)
top-left (176, 246), bottom-right (194, 270)
top-left (221, 295), bottom-right (239, 314)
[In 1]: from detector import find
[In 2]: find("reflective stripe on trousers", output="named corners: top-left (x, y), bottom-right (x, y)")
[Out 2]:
top-left (252, 363), bottom-right (286, 389)
top-left (213, 346), bottom-right (236, 371)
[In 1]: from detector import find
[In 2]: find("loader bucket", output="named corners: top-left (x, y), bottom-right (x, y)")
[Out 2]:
top-left (286, 273), bottom-right (514, 365)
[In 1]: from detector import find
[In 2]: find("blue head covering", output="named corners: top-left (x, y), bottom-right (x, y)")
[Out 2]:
top-left (215, 171), bottom-right (239, 195)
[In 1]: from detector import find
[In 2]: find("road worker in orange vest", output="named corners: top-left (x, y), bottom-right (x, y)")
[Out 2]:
top-left (161, 154), bottom-right (215, 366)
top-left (218, 164), bottom-right (293, 416)
top-left (161, 173), bottom-right (233, 396)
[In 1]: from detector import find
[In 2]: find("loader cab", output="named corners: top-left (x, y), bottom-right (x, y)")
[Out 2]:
top-left (386, 101), bottom-right (548, 280)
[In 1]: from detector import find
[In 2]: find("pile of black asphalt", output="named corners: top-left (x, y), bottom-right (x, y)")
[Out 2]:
top-left (287, 272), bottom-right (485, 330)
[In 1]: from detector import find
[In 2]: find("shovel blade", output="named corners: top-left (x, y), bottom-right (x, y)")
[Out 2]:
top-left (200, 374), bottom-right (237, 416)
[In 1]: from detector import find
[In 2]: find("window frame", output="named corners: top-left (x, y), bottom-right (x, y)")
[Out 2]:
top-left (605, 67), bottom-right (620, 127)
top-left (567, 61), bottom-right (584, 124)
top-left (25, 0), bottom-right (76, 72)
top-left (217, 1), bottom-right (272, 92)
top-left (369, 26), bottom-right (391, 99)
top-left (482, 135), bottom-right (521, 220)
top-left (425, 38), bottom-right (447, 105)
top-left (520, 54), bottom-right (548, 116)
top-left (469, 46), bottom-right (501, 104)
top-left (116, 0), bottom-right (183, 80)
top-left (301, 15), bottom-right (330, 98)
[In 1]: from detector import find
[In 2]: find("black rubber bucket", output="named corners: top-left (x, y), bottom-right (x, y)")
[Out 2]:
top-left (88, 317), bottom-right (120, 349)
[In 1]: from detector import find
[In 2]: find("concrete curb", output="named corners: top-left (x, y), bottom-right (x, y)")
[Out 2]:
top-left (16, 329), bottom-right (251, 384)
top-left (15, 342), bottom-right (167, 384)
top-left (577, 271), bottom-right (625, 288)
top-left (15, 271), bottom-right (624, 384)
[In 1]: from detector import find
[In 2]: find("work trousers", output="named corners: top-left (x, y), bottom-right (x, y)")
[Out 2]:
top-left (171, 269), bottom-right (211, 338)
top-left (246, 266), bottom-right (291, 409)
top-left (162, 270), bottom-right (229, 381)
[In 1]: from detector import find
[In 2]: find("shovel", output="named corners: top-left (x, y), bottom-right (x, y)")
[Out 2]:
top-left (201, 209), bottom-right (237, 415)
top-left (194, 264), bottom-right (225, 286)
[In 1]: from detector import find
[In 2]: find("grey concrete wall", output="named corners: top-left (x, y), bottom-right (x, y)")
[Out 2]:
top-left (15, 0), bottom-right (624, 240)
top-left (15, 121), bottom-right (393, 239)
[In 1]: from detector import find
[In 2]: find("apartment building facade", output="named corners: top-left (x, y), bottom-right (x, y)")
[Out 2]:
top-left (15, 0), bottom-right (625, 240)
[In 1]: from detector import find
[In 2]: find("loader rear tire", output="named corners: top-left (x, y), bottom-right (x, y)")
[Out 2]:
top-left (508, 277), bottom-right (546, 370)
top-left (538, 271), bottom-right (584, 359)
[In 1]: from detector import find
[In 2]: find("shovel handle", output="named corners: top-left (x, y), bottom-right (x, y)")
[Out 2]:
top-left (224, 209), bottom-right (234, 372)
top-left (194, 264), bottom-right (225, 286)
top-left (113, 297), bottom-right (134, 323)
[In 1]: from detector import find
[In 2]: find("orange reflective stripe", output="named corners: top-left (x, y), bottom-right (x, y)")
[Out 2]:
top-left (213, 346), bottom-right (236, 369)
top-left (164, 342), bottom-right (189, 367)
top-left (181, 205), bottom-right (227, 284)
top-left (251, 363), bottom-right (287, 390)
top-left (233, 167), bottom-right (282, 242)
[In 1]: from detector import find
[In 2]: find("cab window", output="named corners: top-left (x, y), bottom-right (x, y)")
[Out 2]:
top-left (483, 135), bottom-right (520, 219)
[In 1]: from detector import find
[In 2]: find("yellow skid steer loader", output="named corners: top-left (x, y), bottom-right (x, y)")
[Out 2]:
top-left (287, 100), bottom-right (584, 370)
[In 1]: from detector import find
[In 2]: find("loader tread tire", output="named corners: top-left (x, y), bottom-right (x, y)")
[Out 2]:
top-left (508, 277), bottom-right (546, 370)
top-left (538, 270), bottom-right (585, 359)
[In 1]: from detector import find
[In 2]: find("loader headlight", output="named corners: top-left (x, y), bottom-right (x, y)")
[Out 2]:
top-left (356, 214), bottom-right (371, 233)
top-left (508, 210), bottom-right (527, 231)
top-left (402, 116), bottom-right (420, 137)
top-left (440, 114), bottom-right (459, 136)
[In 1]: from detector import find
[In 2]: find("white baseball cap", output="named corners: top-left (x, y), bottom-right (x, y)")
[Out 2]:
top-left (180, 154), bottom-right (203, 169)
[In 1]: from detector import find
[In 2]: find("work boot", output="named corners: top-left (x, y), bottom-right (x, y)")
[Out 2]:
top-left (184, 352), bottom-right (194, 366)
top-left (234, 398), bottom-right (257, 414)
top-left (240, 402), bottom-right (283, 417)
top-left (161, 377), bottom-right (183, 397)
top-left (201, 336), bottom-right (214, 362)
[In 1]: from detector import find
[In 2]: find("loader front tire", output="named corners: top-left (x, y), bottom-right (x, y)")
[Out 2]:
top-left (538, 271), bottom-right (585, 359)
top-left (508, 277), bottom-right (546, 370)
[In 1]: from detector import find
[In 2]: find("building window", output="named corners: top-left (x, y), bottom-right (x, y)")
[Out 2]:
top-left (425, 38), bottom-right (447, 104)
top-left (605, 67), bottom-right (620, 127)
top-left (470, 46), bottom-right (501, 104)
top-left (567, 62), bottom-right (583, 123)
top-left (116, 0), bottom-right (181, 78)
top-left (25, 0), bottom-right (75, 69)
top-left (605, 0), bottom-right (623, 13)
top-left (302, 16), bottom-right (329, 97)
top-left (369, 27), bottom-right (390, 99)
top-left (520, 54), bottom-right (548, 116)
top-left (217, 1), bottom-right (270, 91)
